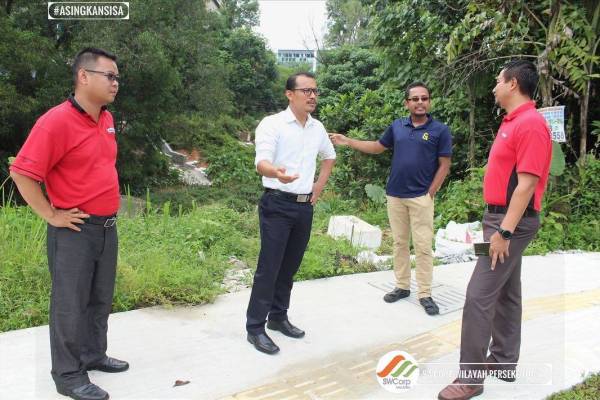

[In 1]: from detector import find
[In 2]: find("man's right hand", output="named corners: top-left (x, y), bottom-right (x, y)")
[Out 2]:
top-left (47, 208), bottom-right (90, 232)
top-left (275, 167), bottom-right (299, 184)
top-left (329, 133), bottom-right (350, 146)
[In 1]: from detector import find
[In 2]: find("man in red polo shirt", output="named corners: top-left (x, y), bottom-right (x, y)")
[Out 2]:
top-left (438, 60), bottom-right (552, 400)
top-left (10, 48), bottom-right (127, 400)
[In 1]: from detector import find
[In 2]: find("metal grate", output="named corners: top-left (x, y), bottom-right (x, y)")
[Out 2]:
top-left (368, 279), bottom-right (466, 315)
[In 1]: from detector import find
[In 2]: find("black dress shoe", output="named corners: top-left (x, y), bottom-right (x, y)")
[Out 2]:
top-left (267, 319), bottom-right (305, 338)
top-left (247, 332), bottom-right (280, 354)
top-left (383, 288), bottom-right (410, 303)
top-left (87, 356), bottom-right (129, 373)
top-left (419, 297), bottom-right (440, 315)
top-left (56, 383), bottom-right (109, 400)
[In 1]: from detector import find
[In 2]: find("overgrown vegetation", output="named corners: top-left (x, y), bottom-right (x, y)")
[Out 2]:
top-left (546, 372), bottom-right (600, 400)
top-left (2, 0), bottom-right (599, 335)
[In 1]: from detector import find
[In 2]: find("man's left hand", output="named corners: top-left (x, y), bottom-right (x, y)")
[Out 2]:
top-left (311, 182), bottom-right (325, 205)
top-left (489, 231), bottom-right (510, 270)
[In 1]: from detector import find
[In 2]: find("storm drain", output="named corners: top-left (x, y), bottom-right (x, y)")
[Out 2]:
top-left (368, 280), bottom-right (466, 315)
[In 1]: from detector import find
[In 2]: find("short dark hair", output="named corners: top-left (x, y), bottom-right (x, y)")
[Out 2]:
top-left (286, 72), bottom-right (316, 91)
top-left (72, 47), bottom-right (117, 84)
top-left (405, 81), bottom-right (430, 99)
top-left (502, 60), bottom-right (538, 98)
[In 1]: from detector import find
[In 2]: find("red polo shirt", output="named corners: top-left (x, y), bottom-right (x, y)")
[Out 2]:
top-left (483, 101), bottom-right (552, 212)
top-left (10, 96), bottom-right (120, 215)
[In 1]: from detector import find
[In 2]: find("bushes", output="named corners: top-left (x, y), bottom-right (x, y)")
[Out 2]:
top-left (435, 168), bottom-right (485, 229)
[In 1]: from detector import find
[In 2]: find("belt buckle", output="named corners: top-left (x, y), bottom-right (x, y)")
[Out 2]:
top-left (296, 194), bottom-right (310, 203)
top-left (103, 217), bottom-right (117, 228)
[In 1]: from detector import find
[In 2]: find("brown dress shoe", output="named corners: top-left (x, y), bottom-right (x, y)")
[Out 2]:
top-left (438, 379), bottom-right (484, 400)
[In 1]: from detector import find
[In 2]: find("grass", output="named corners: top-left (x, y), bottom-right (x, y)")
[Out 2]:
top-left (546, 373), bottom-right (600, 400)
top-left (0, 185), bottom-right (390, 333)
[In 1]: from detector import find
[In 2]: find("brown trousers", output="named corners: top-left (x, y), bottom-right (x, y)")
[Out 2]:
top-left (458, 212), bottom-right (540, 383)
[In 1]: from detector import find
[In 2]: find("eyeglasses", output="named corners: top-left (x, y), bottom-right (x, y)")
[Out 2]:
top-left (407, 96), bottom-right (430, 102)
top-left (85, 69), bottom-right (120, 82)
top-left (292, 88), bottom-right (320, 96)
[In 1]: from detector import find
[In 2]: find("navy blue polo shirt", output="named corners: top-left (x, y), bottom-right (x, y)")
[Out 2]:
top-left (379, 115), bottom-right (452, 198)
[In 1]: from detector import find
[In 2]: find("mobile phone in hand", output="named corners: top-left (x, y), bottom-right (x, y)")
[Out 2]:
top-left (473, 242), bottom-right (490, 256)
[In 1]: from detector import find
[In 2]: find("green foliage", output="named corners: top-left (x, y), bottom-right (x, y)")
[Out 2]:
top-left (434, 168), bottom-right (485, 229)
top-left (572, 155), bottom-right (600, 217)
top-left (0, 190), bottom-right (388, 333)
top-left (319, 88), bottom-right (405, 198)
top-left (0, 0), bottom-right (280, 191)
top-left (325, 0), bottom-right (369, 47)
top-left (546, 372), bottom-right (600, 400)
top-left (551, 142), bottom-right (566, 176)
top-left (364, 183), bottom-right (386, 205)
top-left (219, 0), bottom-right (260, 29)
top-left (317, 45), bottom-right (383, 110)
top-left (221, 28), bottom-right (279, 116)
top-left (205, 139), bottom-right (260, 187)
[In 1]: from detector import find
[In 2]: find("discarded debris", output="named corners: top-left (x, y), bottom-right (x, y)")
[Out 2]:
top-left (173, 380), bottom-right (190, 387)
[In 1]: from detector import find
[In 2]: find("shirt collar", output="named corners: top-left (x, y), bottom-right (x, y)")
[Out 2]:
top-left (284, 106), bottom-right (315, 127)
top-left (68, 93), bottom-right (107, 115)
top-left (503, 100), bottom-right (535, 122)
top-left (403, 114), bottom-right (432, 128)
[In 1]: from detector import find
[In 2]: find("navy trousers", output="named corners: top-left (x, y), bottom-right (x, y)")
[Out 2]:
top-left (246, 191), bottom-right (313, 334)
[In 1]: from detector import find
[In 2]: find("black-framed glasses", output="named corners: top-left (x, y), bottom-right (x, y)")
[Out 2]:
top-left (407, 96), bottom-right (430, 102)
top-left (85, 69), bottom-right (120, 82)
top-left (292, 88), bottom-right (320, 96)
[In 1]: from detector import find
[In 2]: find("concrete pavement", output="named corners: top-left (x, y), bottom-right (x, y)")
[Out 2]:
top-left (1, 252), bottom-right (599, 400)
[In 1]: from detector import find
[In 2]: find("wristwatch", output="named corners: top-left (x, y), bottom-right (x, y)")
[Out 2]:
top-left (497, 227), bottom-right (513, 240)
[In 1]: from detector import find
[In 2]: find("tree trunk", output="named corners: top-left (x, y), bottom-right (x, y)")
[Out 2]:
top-left (537, 0), bottom-right (561, 107)
top-left (467, 82), bottom-right (476, 169)
top-left (579, 79), bottom-right (590, 164)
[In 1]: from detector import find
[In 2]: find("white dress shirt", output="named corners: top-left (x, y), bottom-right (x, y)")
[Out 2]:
top-left (255, 107), bottom-right (336, 194)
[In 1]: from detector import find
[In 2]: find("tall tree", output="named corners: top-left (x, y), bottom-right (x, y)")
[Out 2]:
top-left (220, 0), bottom-right (259, 29)
top-left (325, 0), bottom-right (369, 47)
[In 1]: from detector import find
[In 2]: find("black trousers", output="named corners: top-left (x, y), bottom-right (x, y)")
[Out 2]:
top-left (458, 212), bottom-right (540, 383)
top-left (246, 192), bottom-right (313, 334)
top-left (47, 221), bottom-right (118, 389)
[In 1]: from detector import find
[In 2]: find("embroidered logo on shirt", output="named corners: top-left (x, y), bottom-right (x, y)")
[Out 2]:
top-left (422, 132), bottom-right (429, 141)
top-left (500, 131), bottom-right (508, 139)
top-left (107, 127), bottom-right (115, 134)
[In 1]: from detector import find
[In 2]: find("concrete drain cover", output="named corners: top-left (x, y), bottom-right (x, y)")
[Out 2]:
top-left (368, 280), bottom-right (465, 315)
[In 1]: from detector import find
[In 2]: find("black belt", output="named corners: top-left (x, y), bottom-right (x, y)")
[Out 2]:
top-left (85, 214), bottom-right (118, 228)
top-left (486, 204), bottom-right (538, 217)
top-left (265, 188), bottom-right (312, 203)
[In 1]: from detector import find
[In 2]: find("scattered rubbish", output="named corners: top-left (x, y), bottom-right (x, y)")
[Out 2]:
top-left (434, 221), bottom-right (483, 264)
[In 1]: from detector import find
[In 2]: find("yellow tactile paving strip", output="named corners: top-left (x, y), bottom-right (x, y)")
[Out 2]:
top-left (221, 289), bottom-right (600, 400)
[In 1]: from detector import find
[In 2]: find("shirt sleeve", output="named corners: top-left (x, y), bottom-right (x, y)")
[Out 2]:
top-left (9, 118), bottom-right (67, 182)
top-left (438, 125), bottom-right (453, 157)
top-left (318, 127), bottom-right (336, 160)
top-left (378, 124), bottom-right (394, 148)
top-left (254, 117), bottom-right (277, 166)
top-left (515, 120), bottom-right (551, 177)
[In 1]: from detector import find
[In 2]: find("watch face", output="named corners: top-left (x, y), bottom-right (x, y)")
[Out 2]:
top-left (501, 230), bottom-right (512, 239)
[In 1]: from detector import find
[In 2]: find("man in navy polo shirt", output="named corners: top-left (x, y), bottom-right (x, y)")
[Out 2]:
top-left (438, 61), bottom-right (551, 400)
top-left (10, 48), bottom-right (127, 400)
top-left (331, 82), bottom-right (452, 316)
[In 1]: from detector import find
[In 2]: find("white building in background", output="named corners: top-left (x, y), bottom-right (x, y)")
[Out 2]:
top-left (277, 49), bottom-right (317, 71)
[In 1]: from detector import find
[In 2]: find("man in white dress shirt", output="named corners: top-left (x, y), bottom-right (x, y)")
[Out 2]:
top-left (246, 72), bottom-right (336, 354)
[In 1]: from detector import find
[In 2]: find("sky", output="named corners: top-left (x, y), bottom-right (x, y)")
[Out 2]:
top-left (254, 0), bottom-right (328, 52)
